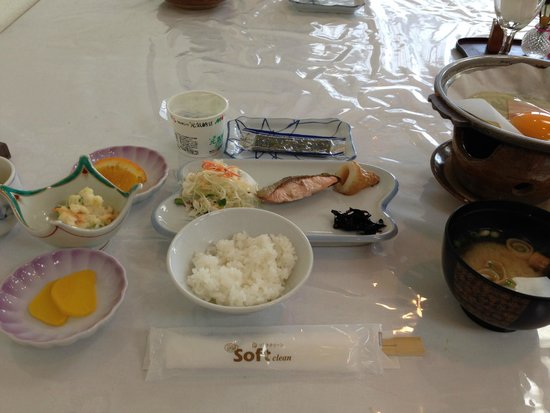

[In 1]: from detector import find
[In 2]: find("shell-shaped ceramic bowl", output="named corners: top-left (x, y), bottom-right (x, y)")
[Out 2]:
top-left (85, 146), bottom-right (169, 203)
top-left (0, 248), bottom-right (127, 347)
top-left (0, 155), bottom-right (140, 248)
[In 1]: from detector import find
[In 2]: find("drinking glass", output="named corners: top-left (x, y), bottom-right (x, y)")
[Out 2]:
top-left (494, 0), bottom-right (546, 54)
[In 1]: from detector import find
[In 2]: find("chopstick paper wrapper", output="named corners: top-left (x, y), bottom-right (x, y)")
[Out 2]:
top-left (144, 324), bottom-right (384, 381)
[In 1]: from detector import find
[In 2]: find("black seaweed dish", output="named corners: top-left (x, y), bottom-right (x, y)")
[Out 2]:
top-left (442, 200), bottom-right (550, 332)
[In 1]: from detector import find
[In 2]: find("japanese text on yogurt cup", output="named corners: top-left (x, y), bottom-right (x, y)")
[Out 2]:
top-left (166, 91), bottom-right (228, 158)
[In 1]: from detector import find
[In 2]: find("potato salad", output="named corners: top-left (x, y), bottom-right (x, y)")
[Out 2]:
top-left (54, 187), bottom-right (117, 229)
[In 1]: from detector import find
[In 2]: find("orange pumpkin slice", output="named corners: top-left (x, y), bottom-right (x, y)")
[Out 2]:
top-left (28, 281), bottom-right (69, 326)
top-left (94, 157), bottom-right (147, 192)
top-left (50, 269), bottom-right (97, 317)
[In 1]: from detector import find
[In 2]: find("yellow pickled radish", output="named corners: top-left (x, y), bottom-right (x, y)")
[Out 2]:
top-left (50, 269), bottom-right (97, 317)
top-left (28, 281), bottom-right (69, 326)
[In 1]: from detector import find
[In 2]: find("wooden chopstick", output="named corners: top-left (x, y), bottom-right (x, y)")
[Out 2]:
top-left (382, 336), bottom-right (425, 356)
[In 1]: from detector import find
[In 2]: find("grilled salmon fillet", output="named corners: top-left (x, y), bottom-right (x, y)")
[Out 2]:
top-left (257, 173), bottom-right (340, 204)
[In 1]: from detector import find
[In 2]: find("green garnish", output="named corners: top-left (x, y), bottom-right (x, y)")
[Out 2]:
top-left (174, 198), bottom-right (184, 205)
top-left (502, 279), bottom-right (517, 289)
top-left (217, 199), bottom-right (227, 207)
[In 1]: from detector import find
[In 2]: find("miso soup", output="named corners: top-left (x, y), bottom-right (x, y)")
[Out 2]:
top-left (456, 228), bottom-right (550, 297)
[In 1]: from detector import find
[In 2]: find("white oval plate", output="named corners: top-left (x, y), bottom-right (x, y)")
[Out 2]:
top-left (152, 159), bottom-right (398, 246)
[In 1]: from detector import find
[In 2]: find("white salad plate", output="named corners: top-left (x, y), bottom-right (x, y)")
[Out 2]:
top-left (288, 0), bottom-right (364, 13)
top-left (151, 159), bottom-right (398, 246)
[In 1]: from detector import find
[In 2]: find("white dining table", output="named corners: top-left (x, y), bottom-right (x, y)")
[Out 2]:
top-left (1, 0), bottom-right (549, 411)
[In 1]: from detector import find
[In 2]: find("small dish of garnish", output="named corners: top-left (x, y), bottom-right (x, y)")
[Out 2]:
top-left (0, 248), bottom-right (127, 347)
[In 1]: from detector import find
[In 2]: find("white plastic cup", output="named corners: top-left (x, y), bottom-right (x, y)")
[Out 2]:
top-left (0, 156), bottom-right (21, 236)
top-left (166, 90), bottom-right (229, 158)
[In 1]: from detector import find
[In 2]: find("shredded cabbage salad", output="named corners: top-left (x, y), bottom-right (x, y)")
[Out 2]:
top-left (176, 160), bottom-right (259, 216)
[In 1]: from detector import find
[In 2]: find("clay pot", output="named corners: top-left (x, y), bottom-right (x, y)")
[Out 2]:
top-left (429, 56), bottom-right (550, 204)
top-left (451, 126), bottom-right (550, 204)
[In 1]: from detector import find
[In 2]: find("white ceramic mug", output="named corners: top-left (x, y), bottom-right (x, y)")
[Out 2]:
top-left (166, 90), bottom-right (228, 158)
top-left (0, 157), bottom-right (21, 236)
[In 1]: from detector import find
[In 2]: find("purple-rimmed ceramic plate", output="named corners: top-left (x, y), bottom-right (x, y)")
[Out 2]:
top-left (0, 248), bottom-right (127, 348)
top-left (86, 146), bottom-right (169, 203)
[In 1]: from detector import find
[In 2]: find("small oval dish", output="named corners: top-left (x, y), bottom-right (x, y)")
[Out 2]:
top-left (165, 0), bottom-right (225, 9)
top-left (225, 117), bottom-right (356, 161)
top-left (288, 0), bottom-right (364, 14)
top-left (167, 208), bottom-right (314, 314)
top-left (0, 155), bottom-right (140, 249)
top-left (0, 248), bottom-right (127, 348)
top-left (85, 146), bottom-right (168, 203)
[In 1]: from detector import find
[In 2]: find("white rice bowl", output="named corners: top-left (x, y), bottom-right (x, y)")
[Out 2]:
top-left (167, 208), bottom-right (313, 314)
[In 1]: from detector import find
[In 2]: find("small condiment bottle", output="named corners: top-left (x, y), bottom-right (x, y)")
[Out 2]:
top-left (485, 18), bottom-right (508, 54)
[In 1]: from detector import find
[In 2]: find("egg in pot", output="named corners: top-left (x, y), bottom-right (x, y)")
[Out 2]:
top-left (510, 112), bottom-right (550, 141)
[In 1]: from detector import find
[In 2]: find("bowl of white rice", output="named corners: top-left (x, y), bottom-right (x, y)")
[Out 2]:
top-left (166, 208), bottom-right (313, 313)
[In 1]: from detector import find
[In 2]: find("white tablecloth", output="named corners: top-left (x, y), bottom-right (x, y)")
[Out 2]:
top-left (0, 0), bottom-right (39, 32)
top-left (1, 0), bottom-right (549, 411)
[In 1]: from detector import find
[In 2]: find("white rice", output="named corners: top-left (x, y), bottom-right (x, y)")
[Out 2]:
top-left (187, 231), bottom-right (297, 307)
